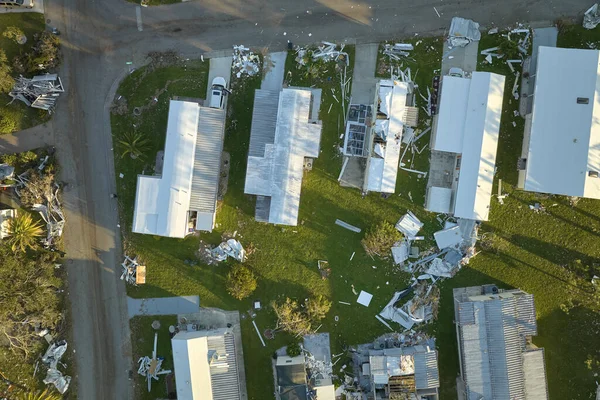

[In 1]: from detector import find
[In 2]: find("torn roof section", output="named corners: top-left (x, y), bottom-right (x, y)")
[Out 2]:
top-left (132, 100), bottom-right (226, 238)
top-left (429, 72), bottom-right (505, 221)
top-left (524, 46), bottom-right (600, 199)
top-left (366, 80), bottom-right (409, 193)
top-left (245, 88), bottom-right (322, 226)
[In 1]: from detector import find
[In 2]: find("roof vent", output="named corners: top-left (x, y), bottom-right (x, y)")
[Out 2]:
top-left (589, 170), bottom-right (599, 178)
top-left (577, 97), bottom-right (589, 104)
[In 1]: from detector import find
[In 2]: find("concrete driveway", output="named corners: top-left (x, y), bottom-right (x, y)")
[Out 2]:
top-left (127, 296), bottom-right (200, 318)
top-left (261, 51), bottom-right (288, 91)
top-left (350, 43), bottom-right (378, 104)
top-left (17, 0), bottom-right (594, 398)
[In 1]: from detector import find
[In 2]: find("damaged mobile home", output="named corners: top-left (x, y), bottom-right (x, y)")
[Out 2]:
top-left (425, 71), bottom-right (505, 221)
top-left (352, 333), bottom-right (440, 400)
top-left (132, 99), bottom-right (226, 238)
top-left (518, 46), bottom-right (600, 200)
top-left (453, 285), bottom-right (549, 400)
top-left (340, 79), bottom-right (418, 193)
top-left (244, 87), bottom-right (322, 226)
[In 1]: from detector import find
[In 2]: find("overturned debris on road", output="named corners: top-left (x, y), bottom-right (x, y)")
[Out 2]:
top-left (448, 17), bottom-right (481, 47)
top-left (584, 4), bottom-right (600, 29)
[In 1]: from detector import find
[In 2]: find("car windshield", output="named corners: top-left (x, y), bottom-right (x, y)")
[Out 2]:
top-left (212, 91), bottom-right (220, 96)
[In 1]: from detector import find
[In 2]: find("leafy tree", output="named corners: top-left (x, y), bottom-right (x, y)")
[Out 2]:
top-left (305, 294), bottom-right (331, 321)
top-left (286, 341), bottom-right (302, 357)
top-left (226, 265), bottom-right (257, 300)
top-left (14, 388), bottom-right (62, 400)
top-left (271, 298), bottom-right (312, 336)
top-left (18, 32), bottom-right (60, 73)
top-left (0, 49), bottom-right (14, 93)
top-left (0, 248), bottom-right (62, 355)
top-left (361, 221), bottom-right (402, 256)
top-left (2, 26), bottom-right (25, 44)
top-left (6, 213), bottom-right (44, 253)
top-left (271, 295), bottom-right (331, 337)
top-left (118, 130), bottom-right (150, 159)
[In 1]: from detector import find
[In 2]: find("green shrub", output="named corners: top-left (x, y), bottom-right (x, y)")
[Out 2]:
top-left (226, 265), bottom-right (257, 300)
top-left (0, 108), bottom-right (18, 134)
top-left (361, 221), bottom-right (402, 256)
top-left (286, 341), bottom-right (302, 357)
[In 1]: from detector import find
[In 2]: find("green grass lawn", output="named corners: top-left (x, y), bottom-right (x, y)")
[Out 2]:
top-left (112, 39), bottom-right (600, 400)
top-left (0, 13), bottom-right (50, 133)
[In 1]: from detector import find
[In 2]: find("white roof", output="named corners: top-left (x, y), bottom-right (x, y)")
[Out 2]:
top-left (172, 331), bottom-right (213, 400)
top-left (433, 225), bottom-right (462, 250)
top-left (426, 186), bottom-right (453, 214)
top-left (367, 80), bottom-right (408, 193)
top-left (432, 76), bottom-right (471, 153)
top-left (245, 88), bottom-right (322, 226)
top-left (314, 385), bottom-right (335, 400)
top-left (132, 100), bottom-right (199, 238)
top-left (453, 72), bottom-right (505, 221)
top-left (525, 46), bottom-right (600, 199)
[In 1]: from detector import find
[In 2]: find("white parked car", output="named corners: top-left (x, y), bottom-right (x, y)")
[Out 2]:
top-left (209, 77), bottom-right (228, 109)
top-left (0, 0), bottom-right (33, 8)
top-left (448, 67), bottom-right (465, 78)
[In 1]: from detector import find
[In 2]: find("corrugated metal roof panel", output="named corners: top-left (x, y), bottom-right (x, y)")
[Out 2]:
top-left (190, 107), bottom-right (226, 214)
top-left (207, 332), bottom-right (241, 400)
top-left (414, 351), bottom-right (440, 389)
top-left (248, 90), bottom-right (279, 157)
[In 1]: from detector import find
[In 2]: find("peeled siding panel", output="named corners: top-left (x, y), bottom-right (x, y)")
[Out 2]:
top-left (190, 107), bottom-right (226, 213)
top-left (523, 349), bottom-right (549, 400)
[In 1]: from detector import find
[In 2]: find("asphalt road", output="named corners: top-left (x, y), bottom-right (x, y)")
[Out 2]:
top-left (38, 0), bottom-right (592, 398)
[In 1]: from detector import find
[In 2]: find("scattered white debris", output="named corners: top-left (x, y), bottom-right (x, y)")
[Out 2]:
top-left (41, 341), bottom-right (71, 394)
top-left (357, 290), bottom-right (373, 307)
top-left (448, 17), bottom-right (481, 47)
top-left (8, 74), bottom-right (64, 112)
top-left (208, 239), bottom-right (246, 262)
top-left (395, 211), bottom-right (423, 238)
top-left (335, 219), bottom-right (361, 233)
top-left (120, 255), bottom-right (146, 285)
top-left (584, 4), bottom-right (600, 29)
top-left (232, 45), bottom-right (261, 78)
top-left (138, 333), bottom-right (172, 392)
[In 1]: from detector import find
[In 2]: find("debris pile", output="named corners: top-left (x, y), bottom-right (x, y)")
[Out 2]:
top-left (207, 239), bottom-right (246, 263)
top-left (41, 341), bottom-right (71, 394)
top-left (232, 45), bottom-right (261, 78)
top-left (8, 74), bottom-right (64, 112)
top-left (379, 280), bottom-right (440, 330)
top-left (15, 165), bottom-right (65, 249)
top-left (120, 255), bottom-right (146, 285)
top-left (296, 41), bottom-right (350, 66)
top-left (448, 17), bottom-right (481, 47)
top-left (382, 43), bottom-right (414, 61)
top-left (584, 4), bottom-right (600, 29)
top-left (138, 333), bottom-right (172, 392)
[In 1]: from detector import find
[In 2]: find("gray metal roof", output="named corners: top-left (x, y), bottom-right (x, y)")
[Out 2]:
top-left (248, 90), bottom-right (280, 157)
top-left (207, 332), bottom-right (241, 400)
top-left (190, 107), bottom-right (226, 213)
top-left (454, 286), bottom-right (547, 400)
top-left (523, 349), bottom-right (549, 400)
top-left (414, 350), bottom-right (440, 390)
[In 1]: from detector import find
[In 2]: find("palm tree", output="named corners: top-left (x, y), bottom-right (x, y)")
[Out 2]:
top-left (14, 389), bottom-right (62, 400)
top-left (118, 130), bottom-right (150, 159)
top-left (6, 213), bottom-right (44, 252)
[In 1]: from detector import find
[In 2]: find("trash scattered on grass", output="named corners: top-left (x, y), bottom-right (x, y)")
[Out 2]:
top-left (41, 340), bottom-right (71, 394)
top-left (207, 239), bottom-right (247, 263)
top-left (8, 74), bottom-right (64, 112)
top-left (138, 333), bottom-right (172, 392)
top-left (120, 255), bottom-right (146, 285)
top-left (232, 45), bottom-right (261, 78)
top-left (335, 219), bottom-right (361, 233)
